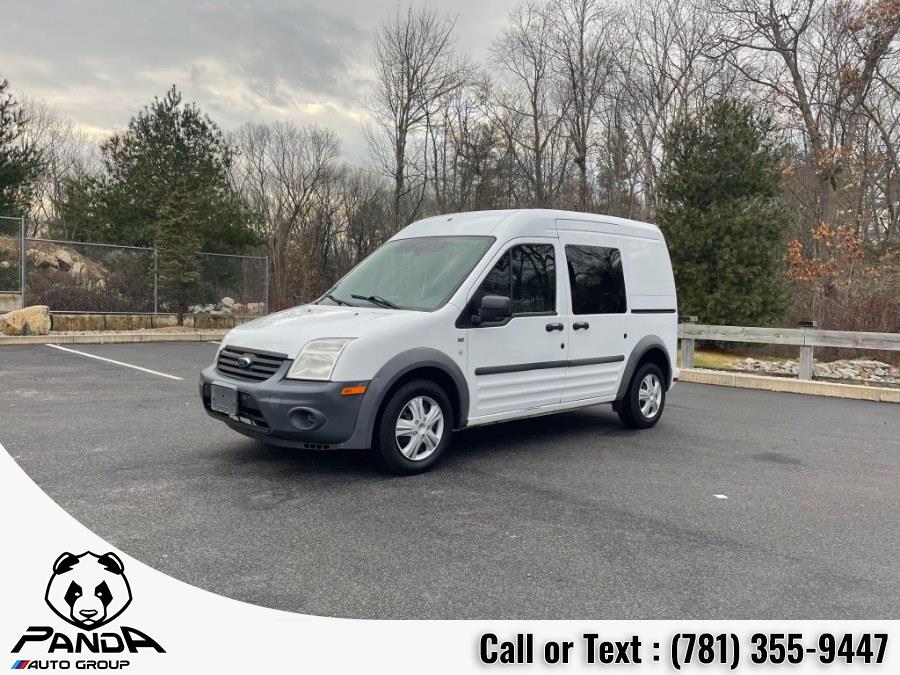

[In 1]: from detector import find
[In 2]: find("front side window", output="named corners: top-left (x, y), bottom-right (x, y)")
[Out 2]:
top-left (565, 244), bottom-right (627, 314)
top-left (321, 236), bottom-right (494, 311)
top-left (468, 243), bottom-right (556, 318)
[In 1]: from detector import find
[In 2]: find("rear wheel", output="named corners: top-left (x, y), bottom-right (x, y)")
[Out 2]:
top-left (617, 362), bottom-right (666, 429)
top-left (373, 379), bottom-right (453, 475)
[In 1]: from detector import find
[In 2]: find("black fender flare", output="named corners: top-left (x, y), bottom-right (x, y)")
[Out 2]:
top-left (615, 335), bottom-right (672, 402)
top-left (342, 348), bottom-right (469, 449)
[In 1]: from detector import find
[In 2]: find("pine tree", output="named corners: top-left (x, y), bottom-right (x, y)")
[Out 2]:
top-left (156, 190), bottom-right (201, 325)
top-left (657, 99), bottom-right (790, 326)
top-left (61, 85), bottom-right (255, 252)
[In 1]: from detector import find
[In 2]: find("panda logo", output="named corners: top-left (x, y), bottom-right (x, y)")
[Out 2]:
top-left (44, 551), bottom-right (132, 631)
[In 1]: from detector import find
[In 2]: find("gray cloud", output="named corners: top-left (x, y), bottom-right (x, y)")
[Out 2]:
top-left (2, 0), bottom-right (519, 160)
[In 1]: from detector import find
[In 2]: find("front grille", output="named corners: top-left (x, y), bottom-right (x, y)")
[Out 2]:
top-left (216, 346), bottom-right (288, 382)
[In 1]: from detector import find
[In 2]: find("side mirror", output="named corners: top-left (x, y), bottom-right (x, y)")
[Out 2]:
top-left (474, 294), bottom-right (512, 325)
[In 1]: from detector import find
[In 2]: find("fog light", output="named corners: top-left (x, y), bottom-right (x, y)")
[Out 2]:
top-left (288, 407), bottom-right (325, 431)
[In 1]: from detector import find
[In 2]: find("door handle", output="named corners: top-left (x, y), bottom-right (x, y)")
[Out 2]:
top-left (573, 321), bottom-right (590, 330)
top-left (545, 322), bottom-right (564, 332)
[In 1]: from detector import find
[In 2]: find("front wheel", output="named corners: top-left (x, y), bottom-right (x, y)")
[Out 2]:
top-left (617, 362), bottom-right (666, 429)
top-left (373, 380), bottom-right (453, 475)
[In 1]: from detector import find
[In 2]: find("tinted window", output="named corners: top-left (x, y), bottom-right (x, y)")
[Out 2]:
top-left (511, 245), bottom-right (555, 313)
top-left (565, 245), bottom-right (626, 314)
top-left (470, 244), bottom-right (556, 317)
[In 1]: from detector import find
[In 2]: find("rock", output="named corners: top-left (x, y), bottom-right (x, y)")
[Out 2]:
top-left (246, 302), bottom-right (264, 314)
top-left (55, 249), bottom-right (73, 272)
top-left (221, 296), bottom-right (236, 308)
top-left (35, 250), bottom-right (59, 270)
top-left (2, 305), bottom-right (51, 336)
top-left (188, 304), bottom-right (217, 314)
top-left (232, 303), bottom-right (246, 313)
top-left (731, 355), bottom-right (900, 385)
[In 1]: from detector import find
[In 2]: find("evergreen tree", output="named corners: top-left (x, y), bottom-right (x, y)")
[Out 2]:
top-left (61, 85), bottom-right (255, 252)
top-left (0, 78), bottom-right (42, 216)
top-left (657, 99), bottom-right (789, 325)
top-left (156, 189), bottom-right (201, 325)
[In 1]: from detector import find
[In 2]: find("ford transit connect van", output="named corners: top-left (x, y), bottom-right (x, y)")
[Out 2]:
top-left (200, 209), bottom-right (678, 474)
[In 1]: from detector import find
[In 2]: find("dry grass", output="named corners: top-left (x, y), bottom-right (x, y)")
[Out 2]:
top-left (677, 346), bottom-right (787, 371)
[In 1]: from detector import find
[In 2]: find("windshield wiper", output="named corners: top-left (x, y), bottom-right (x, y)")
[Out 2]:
top-left (321, 293), bottom-right (352, 307)
top-left (351, 294), bottom-right (399, 309)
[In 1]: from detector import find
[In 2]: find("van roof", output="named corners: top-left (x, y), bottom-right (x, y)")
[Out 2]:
top-left (393, 209), bottom-right (662, 242)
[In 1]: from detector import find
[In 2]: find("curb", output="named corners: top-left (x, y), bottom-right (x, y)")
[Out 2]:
top-left (679, 368), bottom-right (900, 403)
top-left (0, 330), bottom-right (228, 346)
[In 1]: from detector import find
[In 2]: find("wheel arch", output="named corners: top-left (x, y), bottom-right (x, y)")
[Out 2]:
top-left (343, 348), bottom-right (469, 449)
top-left (615, 336), bottom-right (672, 402)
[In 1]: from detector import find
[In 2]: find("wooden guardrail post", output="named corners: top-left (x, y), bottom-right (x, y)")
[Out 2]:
top-left (679, 316), bottom-right (697, 369)
top-left (798, 320), bottom-right (818, 381)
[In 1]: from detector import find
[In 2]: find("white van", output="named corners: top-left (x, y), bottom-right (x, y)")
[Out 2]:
top-left (201, 209), bottom-right (678, 474)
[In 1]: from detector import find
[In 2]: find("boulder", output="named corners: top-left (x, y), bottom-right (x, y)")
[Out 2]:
top-left (55, 249), bottom-right (74, 272)
top-left (34, 250), bottom-right (59, 270)
top-left (2, 305), bottom-right (51, 336)
top-left (221, 296), bottom-right (236, 308)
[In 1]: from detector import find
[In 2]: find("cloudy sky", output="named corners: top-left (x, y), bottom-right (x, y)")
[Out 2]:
top-left (4, 0), bottom-right (519, 160)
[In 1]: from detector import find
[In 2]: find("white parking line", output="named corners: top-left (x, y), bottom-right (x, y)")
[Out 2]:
top-left (46, 344), bottom-right (184, 381)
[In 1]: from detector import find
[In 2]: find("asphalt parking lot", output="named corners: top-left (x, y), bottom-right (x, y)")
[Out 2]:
top-left (1, 341), bottom-right (898, 618)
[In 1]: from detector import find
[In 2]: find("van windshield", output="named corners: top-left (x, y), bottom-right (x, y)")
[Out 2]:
top-left (319, 236), bottom-right (495, 311)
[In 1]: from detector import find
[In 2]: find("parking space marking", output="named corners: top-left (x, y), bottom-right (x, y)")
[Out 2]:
top-left (45, 344), bottom-right (184, 381)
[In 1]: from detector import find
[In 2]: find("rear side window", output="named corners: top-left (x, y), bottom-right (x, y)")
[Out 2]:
top-left (565, 245), bottom-right (627, 314)
top-left (472, 244), bottom-right (556, 315)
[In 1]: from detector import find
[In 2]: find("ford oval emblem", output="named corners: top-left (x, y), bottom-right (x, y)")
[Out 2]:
top-left (237, 356), bottom-right (253, 369)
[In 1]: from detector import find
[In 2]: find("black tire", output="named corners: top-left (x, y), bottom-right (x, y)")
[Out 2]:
top-left (617, 362), bottom-right (666, 429)
top-left (373, 379), bottom-right (454, 475)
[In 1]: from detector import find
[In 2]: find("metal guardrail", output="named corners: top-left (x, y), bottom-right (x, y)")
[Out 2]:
top-left (678, 321), bottom-right (900, 380)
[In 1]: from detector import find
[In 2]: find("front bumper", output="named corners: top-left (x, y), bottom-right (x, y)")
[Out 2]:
top-left (200, 365), bottom-right (370, 449)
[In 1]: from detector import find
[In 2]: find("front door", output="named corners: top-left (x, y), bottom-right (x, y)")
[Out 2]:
top-left (464, 240), bottom-right (569, 419)
top-left (559, 233), bottom-right (629, 402)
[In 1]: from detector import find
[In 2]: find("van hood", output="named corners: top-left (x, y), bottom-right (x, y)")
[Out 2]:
top-left (221, 304), bottom-right (422, 358)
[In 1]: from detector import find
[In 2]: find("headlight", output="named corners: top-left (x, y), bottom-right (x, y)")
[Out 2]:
top-left (285, 338), bottom-right (354, 381)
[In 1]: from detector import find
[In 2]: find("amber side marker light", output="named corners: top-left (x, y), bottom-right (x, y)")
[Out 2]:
top-left (340, 385), bottom-right (368, 396)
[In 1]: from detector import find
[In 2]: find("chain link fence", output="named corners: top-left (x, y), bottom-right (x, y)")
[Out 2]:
top-left (188, 253), bottom-right (268, 314)
top-left (2, 223), bottom-right (268, 316)
top-left (25, 238), bottom-right (156, 313)
top-left (0, 216), bottom-right (24, 297)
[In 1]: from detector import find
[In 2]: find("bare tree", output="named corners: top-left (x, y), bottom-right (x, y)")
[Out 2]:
top-left (713, 0), bottom-right (900, 233)
top-left (368, 6), bottom-right (466, 228)
top-left (231, 122), bottom-right (340, 309)
top-left (335, 167), bottom-right (392, 270)
top-left (616, 0), bottom-right (721, 218)
top-left (19, 98), bottom-right (97, 236)
top-left (491, 1), bottom-right (572, 207)
top-left (549, 0), bottom-right (615, 210)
